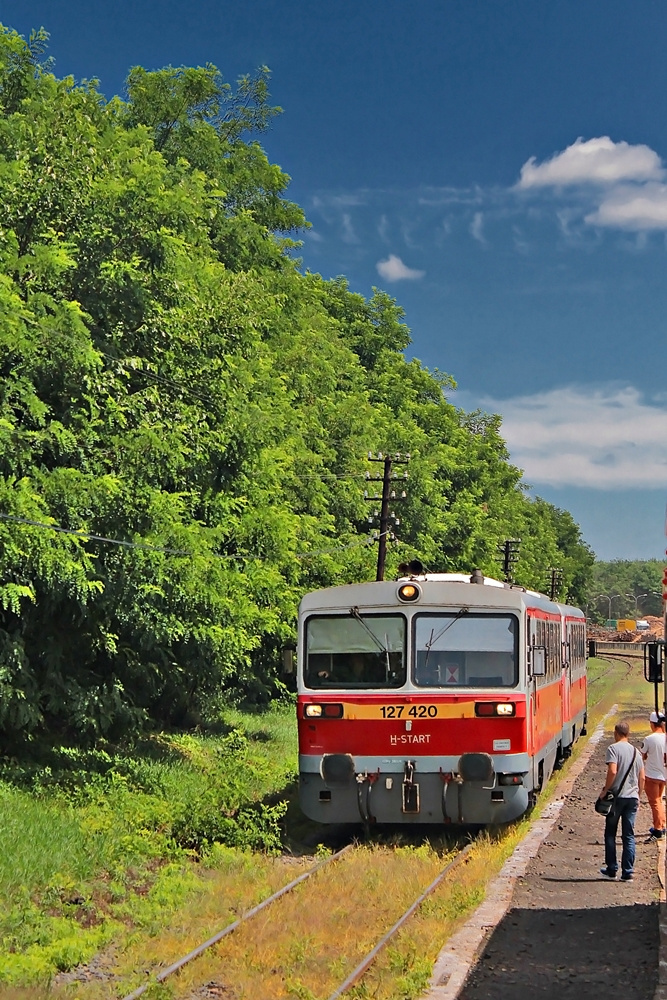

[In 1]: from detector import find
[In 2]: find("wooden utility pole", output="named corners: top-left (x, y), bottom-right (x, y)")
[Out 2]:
top-left (498, 539), bottom-right (521, 583)
top-left (548, 567), bottom-right (563, 601)
top-left (365, 452), bottom-right (409, 581)
top-left (662, 561), bottom-right (667, 714)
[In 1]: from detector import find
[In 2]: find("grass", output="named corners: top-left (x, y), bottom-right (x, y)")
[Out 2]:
top-left (587, 653), bottom-right (643, 724)
top-left (136, 842), bottom-right (463, 1000)
top-left (0, 657), bottom-right (655, 997)
top-left (0, 704), bottom-right (298, 989)
top-left (63, 656), bottom-right (646, 1000)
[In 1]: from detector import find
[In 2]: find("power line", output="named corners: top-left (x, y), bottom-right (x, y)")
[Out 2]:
top-left (0, 513), bottom-right (207, 557)
top-left (295, 537), bottom-right (376, 559)
top-left (30, 340), bottom-right (400, 486)
top-left (101, 358), bottom-right (410, 485)
top-left (98, 350), bottom-right (218, 409)
top-left (0, 512), bottom-right (376, 563)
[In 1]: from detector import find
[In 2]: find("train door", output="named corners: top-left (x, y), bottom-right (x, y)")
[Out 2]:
top-left (527, 616), bottom-right (546, 790)
top-left (562, 619), bottom-right (571, 740)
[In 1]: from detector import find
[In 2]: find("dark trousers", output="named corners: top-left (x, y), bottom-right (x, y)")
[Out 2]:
top-left (604, 796), bottom-right (638, 875)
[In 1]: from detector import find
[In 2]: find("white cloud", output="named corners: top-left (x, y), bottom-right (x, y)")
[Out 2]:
top-left (518, 137), bottom-right (664, 189)
top-left (341, 213), bottom-right (359, 244)
top-left (470, 212), bottom-right (486, 245)
top-left (376, 254), bottom-right (425, 282)
top-left (467, 385), bottom-right (667, 488)
top-left (313, 193), bottom-right (365, 208)
top-left (586, 182), bottom-right (667, 229)
top-left (417, 186), bottom-right (484, 206)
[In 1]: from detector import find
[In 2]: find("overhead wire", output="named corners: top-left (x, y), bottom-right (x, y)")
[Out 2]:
top-left (0, 512), bottom-right (382, 562)
top-left (28, 331), bottom-right (412, 487)
top-left (0, 513), bottom-right (210, 557)
top-left (97, 349), bottom-right (219, 409)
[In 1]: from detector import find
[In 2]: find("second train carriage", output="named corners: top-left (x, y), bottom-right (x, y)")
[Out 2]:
top-left (297, 569), bottom-right (587, 826)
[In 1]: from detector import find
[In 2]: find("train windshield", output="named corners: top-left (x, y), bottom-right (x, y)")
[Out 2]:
top-left (413, 613), bottom-right (518, 688)
top-left (304, 614), bottom-right (406, 689)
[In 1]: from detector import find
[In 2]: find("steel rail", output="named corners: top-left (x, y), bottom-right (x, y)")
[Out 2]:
top-left (122, 650), bottom-right (613, 999)
top-left (588, 662), bottom-right (622, 687)
top-left (122, 843), bottom-right (354, 1000)
top-left (588, 653), bottom-right (636, 698)
top-left (325, 841), bottom-right (476, 1000)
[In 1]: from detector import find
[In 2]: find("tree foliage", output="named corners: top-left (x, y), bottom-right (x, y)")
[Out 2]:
top-left (0, 24), bottom-right (595, 745)
top-left (588, 560), bottom-right (663, 621)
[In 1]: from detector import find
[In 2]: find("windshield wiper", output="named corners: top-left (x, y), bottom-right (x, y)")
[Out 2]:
top-left (349, 606), bottom-right (391, 657)
top-left (422, 607), bottom-right (469, 670)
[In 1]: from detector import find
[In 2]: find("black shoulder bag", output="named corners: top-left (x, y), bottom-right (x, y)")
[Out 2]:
top-left (595, 747), bottom-right (638, 815)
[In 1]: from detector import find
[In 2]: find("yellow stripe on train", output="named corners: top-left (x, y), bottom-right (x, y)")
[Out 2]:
top-left (341, 701), bottom-right (479, 720)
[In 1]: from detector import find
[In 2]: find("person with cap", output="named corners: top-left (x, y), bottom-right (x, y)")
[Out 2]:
top-left (642, 711), bottom-right (667, 842)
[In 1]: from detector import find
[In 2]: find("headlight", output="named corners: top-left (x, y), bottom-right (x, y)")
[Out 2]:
top-left (398, 583), bottom-right (420, 602)
top-left (304, 704), bottom-right (343, 719)
top-left (475, 702), bottom-right (516, 717)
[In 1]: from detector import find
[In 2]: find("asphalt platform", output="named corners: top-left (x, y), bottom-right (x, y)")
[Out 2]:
top-left (426, 719), bottom-right (664, 1000)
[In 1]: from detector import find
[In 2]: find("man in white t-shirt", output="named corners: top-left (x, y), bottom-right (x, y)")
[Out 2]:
top-left (641, 711), bottom-right (666, 842)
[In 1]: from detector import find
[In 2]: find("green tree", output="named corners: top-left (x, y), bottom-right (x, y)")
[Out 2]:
top-left (0, 23), bottom-right (595, 744)
top-left (588, 560), bottom-right (663, 620)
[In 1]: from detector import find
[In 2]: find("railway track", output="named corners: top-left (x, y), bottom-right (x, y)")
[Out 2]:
top-left (121, 656), bottom-right (634, 1000)
top-left (121, 839), bottom-right (475, 1000)
top-left (588, 642), bottom-right (644, 690)
top-left (588, 657), bottom-right (634, 688)
top-left (122, 845), bottom-right (356, 999)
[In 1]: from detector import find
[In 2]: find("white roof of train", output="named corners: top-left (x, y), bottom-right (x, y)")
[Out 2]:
top-left (406, 573), bottom-right (550, 600)
top-left (299, 573), bottom-right (584, 617)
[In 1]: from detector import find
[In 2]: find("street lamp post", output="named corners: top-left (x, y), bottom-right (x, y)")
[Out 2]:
top-left (625, 593), bottom-right (649, 615)
top-left (594, 594), bottom-right (622, 618)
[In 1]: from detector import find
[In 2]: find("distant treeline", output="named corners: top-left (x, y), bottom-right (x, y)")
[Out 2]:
top-left (0, 25), bottom-right (594, 744)
top-left (588, 560), bottom-right (663, 621)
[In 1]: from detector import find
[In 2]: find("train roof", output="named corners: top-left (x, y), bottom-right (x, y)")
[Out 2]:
top-left (299, 572), bottom-right (584, 618)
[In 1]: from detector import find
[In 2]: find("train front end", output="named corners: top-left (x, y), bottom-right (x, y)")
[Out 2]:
top-left (297, 573), bottom-right (531, 826)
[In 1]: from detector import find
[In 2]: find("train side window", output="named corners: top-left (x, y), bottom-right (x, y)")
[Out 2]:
top-left (530, 619), bottom-right (546, 683)
top-left (532, 646), bottom-right (546, 676)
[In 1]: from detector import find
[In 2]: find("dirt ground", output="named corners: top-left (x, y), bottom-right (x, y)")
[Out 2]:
top-left (459, 731), bottom-right (662, 999)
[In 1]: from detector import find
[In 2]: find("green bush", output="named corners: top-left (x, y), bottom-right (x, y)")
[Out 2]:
top-left (0, 706), bottom-right (296, 983)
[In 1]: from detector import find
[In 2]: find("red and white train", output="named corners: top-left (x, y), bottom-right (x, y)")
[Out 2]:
top-left (297, 569), bottom-right (587, 826)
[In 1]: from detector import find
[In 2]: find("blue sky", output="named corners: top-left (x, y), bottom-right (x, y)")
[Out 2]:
top-left (4, 0), bottom-right (667, 560)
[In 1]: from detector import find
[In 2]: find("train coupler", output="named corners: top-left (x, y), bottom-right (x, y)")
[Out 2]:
top-left (402, 760), bottom-right (420, 814)
top-left (356, 771), bottom-right (378, 826)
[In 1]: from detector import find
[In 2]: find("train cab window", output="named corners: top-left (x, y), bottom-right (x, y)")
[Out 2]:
top-left (413, 613), bottom-right (518, 688)
top-left (304, 614), bottom-right (406, 689)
